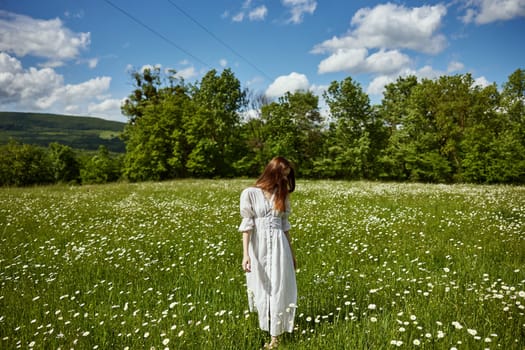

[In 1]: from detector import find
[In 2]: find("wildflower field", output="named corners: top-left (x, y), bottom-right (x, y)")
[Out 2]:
top-left (0, 180), bottom-right (524, 349)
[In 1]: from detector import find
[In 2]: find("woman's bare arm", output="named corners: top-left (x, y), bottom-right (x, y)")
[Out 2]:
top-left (242, 231), bottom-right (251, 272)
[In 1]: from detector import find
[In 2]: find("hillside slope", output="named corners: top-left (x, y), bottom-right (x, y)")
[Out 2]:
top-left (0, 112), bottom-right (126, 152)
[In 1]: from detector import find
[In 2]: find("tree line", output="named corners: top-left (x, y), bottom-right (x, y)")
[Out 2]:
top-left (1, 67), bottom-right (523, 186)
top-left (120, 67), bottom-right (524, 183)
top-left (0, 141), bottom-right (121, 186)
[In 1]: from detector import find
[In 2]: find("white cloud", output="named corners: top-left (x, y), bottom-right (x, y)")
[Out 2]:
top-left (313, 3), bottom-right (448, 86)
top-left (249, 6), bottom-right (268, 21)
top-left (0, 52), bottom-right (122, 119)
top-left (219, 59), bottom-right (228, 67)
top-left (365, 65), bottom-right (443, 99)
top-left (232, 12), bottom-right (244, 22)
top-left (0, 53), bottom-right (64, 106)
top-left (309, 84), bottom-right (329, 97)
top-left (283, 0), bottom-right (317, 24)
top-left (313, 3), bottom-right (447, 58)
top-left (265, 72), bottom-right (310, 98)
top-left (246, 75), bottom-right (265, 87)
top-left (0, 12), bottom-right (124, 121)
top-left (474, 76), bottom-right (491, 87)
top-left (39, 76), bottom-right (123, 120)
top-left (86, 98), bottom-right (126, 122)
top-left (140, 64), bottom-right (162, 73)
top-left (365, 50), bottom-right (411, 74)
top-left (461, 0), bottom-right (525, 24)
top-left (35, 77), bottom-right (111, 110)
top-left (353, 4), bottom-right (447, 54)
top-left (61, 77), bottom-right (111, 103)
top-left (462, 8), bottom-right (477, 23)
top-left (241, 109), bottom-right (260, 121)
top-left (0, 10), bottom-right (90, 63)
top-left (176, 66), bottom-right (198, 80)
top-left (38, 60), bottom-right (65, 69)
top-left (72, 57), bottom-right (99, 69)
top-left (0, 50), bottom-right (23, 73)
top-left (318, 48), bottom-right (411, 75)
top-left (415, 65), bottom-right (443, 80)
top-left (88, 58), bottom-right (98, 69)
top-left (318, 48), bottom-right (368, 74)
top-left (64, 104), bottom-right (81, 114)
top-left (64, 10), bottom-right (84, 19)
top-left (447, 61), bottom-right (465, 72)
top-left (367, 75), bottom-right (396, 96)
top-left (88, 98), bottom-right (123, 115)
top-left (231, 2), bottom-right (268, 22)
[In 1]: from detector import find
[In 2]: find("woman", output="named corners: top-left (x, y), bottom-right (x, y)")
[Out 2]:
top-left (238, 156), bottom-right (297, 349)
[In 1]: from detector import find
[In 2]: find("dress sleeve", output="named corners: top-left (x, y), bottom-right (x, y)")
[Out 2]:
top-left (281, 196), bottom-right (292, 232)
top-left (238, 189), bottom-right (255, 232)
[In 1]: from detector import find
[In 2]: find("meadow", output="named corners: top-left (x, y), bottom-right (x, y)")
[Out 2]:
top-left (0, 180), bottom-right (524, 349)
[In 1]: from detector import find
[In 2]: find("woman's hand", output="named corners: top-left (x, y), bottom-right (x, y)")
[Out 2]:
top-left (242, 231), bottom-right (251, 272)
top-left (242, 255), bottom-right (251, 272)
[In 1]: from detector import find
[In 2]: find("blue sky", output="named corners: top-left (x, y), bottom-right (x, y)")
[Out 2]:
top-left (1, 0), bottom-right (524, 122)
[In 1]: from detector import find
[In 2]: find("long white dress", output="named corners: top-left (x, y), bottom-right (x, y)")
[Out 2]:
top-left (238, 187), bottom-right (297, 337)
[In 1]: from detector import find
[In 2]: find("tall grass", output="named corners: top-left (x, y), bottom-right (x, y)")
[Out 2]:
top-left (0, 180), bottom-right (523, 349)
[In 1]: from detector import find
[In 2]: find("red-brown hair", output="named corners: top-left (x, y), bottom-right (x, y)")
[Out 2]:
top-left (255, 156), bottom-right (295, 212)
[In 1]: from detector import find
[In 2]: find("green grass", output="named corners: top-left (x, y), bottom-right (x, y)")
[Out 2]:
top-left (98, 131), bottom-right (121, 140)
top-left (0, 180), bottom-right (524, 349)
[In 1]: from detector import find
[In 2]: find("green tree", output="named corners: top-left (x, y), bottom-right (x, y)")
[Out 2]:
top-left (500, 68), bottom-right (525, 182)
top-left (0, 140), bottom-right (52, 186)
top-left (379, 70), bottom-right (524, 184)
top-left (185, 68), bottom-right (246, 177)
top-left (259, 90), bottom-right (322, 175)
top-left (462, 68), bottom-right (525, 183)
top-left (498, 68), bottom-right (525, 182)
top-left (47, 142), bottom-right (80, 183)
top-left (122, 67), bottom-right (246, 179)
top-left (261, 96), bottom-right (300, 165)
top-left (459, 83), bottom-right (497, 182)
top-left (285, 91), bottom-right (323, 176)
top-left (121, 66), bottom-right (164, 121)
top-left (377, 76), bottom-right (419, 180)
top-left (80, 145), bottom-right (121, 184)
top-left (397, 74), bottom-right (507, 183)
top-left (321, 77), bottom-right (385, 179)
top-left (401, 78), bottom-right (453, 182)
top-left (501, 68), bottom-right (525, 125)
top-left (121, 68), bottom-right (190, 181)
top-left (236, 90), bottom-right (272, 176)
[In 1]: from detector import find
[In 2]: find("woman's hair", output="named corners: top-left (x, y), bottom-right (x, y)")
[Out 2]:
top-left (255, 156), bottom-right (295, 212)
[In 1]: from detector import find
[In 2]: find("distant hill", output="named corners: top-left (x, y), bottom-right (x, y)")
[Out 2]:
top-left (0, 112), bottom-right (126, 153)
